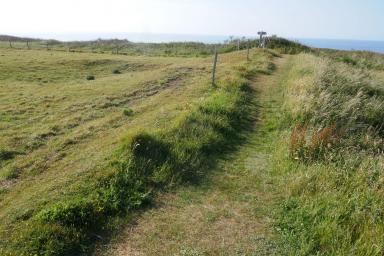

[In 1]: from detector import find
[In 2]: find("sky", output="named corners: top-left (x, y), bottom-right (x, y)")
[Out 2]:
top-left (1, 0), bottom-right (384, 41)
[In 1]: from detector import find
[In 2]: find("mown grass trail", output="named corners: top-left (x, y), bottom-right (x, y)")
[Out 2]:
top-left (100, 56), bottom-right (290, 256)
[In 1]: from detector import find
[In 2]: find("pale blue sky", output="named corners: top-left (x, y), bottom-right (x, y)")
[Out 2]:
top-left (1, 0), bottom-right (383, 41)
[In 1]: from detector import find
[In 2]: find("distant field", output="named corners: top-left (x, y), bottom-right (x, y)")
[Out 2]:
top-left (0, 36), bottom-right (310, 57)
top-left (0, 46), bottom-right (271, 254)
top-left (0, 40), bottom-right (224, 57)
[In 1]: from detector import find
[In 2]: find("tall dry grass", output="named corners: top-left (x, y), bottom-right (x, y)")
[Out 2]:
top-left (275, 53), bottom-right (384, 255)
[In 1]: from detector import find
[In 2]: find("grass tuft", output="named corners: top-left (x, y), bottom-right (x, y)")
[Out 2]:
top-left (122, 108), bottom-right (134, 116)
top-left (86, 75), bottom-right (95, 80)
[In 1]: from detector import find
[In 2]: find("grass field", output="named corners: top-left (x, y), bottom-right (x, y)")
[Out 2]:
top-left (1, 37), bottom-right (384, 255)
top-left (0, 48), bottom-right (208, 254)
top-left (99, 50), bottom-right (384, 255)
top-left (0, 49), bottom-right (210, 206)
top-left (0, 45), bottom-right (276, 255)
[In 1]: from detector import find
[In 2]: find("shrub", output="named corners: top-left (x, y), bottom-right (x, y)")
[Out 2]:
top-left (14, 222), bottom-right (86, 256)
top-left (86, 75), bottom-right (95, 80)
top-left (112, 69), bottom-right (121, 74)
top-left (123, 108), bottom-right (134, 116)
top-left (339, 56), bottom-right (357, 66)
top-left (37, 199), bottom-right (103, 228)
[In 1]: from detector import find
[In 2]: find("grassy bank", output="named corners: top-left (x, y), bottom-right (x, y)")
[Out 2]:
top-left (0, 48), bottom-right (275, 255)
top-left (268, 53), bottom-right (384, 255)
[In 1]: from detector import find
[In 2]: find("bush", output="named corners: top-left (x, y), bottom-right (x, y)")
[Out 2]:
top-left (37, 199), bottom-right (103, 228)
top-left (86, 75), bottom-right (95, 80)
top-left (14, 222), bottom-right (86, 256)
top-left (123, 108), bottom-right (134, 116)
top-left (112, 69), bottom-right (121, 74)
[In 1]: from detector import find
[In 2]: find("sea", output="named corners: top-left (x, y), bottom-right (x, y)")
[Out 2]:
top-left (17, 33), bottom-right (384, 54)
top-left (295, 38), bottom-right (384, 54)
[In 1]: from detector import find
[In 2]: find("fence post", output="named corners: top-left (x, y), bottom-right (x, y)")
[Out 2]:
top-left (212, 47), bottom-right (218, 87)
top-left (247, 39), bottom-right (250, 61)
top-left (26, 41), bottom-right (30, 49)
top-left (237, 39), bottom-right (240, 51)
top-left (9, 41), bottom-right (12, 48)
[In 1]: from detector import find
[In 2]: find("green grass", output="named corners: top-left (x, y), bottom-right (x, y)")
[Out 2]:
top-left (98, 48), bottom-right (283, 256)
top-left (0, 47), bottom-right (211, 254)
top-left (268, 53), bottom-right (384, 255)
top-left (0, 39), bottom-right (223, 57)
top-left (319, 49), bottom-right (384, 71)
top-left (0, 36), bottom-right (310, 57)
top-left (0, 45), bottom-right (275, 255)
top-left (3, 36), bottom-right (383, 255)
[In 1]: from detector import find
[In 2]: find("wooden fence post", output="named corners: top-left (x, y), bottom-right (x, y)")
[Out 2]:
top-left (26, 41), bottom-right (30, 49)
top-left (247, 39), bottom-right (250, 61)
top-left (237, 39), bottom-right (240, 51)
top-left (9, 41), bottom-right (12, 48)
top-left (212, 47), bottom-right (218, 86)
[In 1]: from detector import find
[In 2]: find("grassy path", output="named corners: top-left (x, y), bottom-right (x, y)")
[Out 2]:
top-left (102, 55), bottom-right (290, 256)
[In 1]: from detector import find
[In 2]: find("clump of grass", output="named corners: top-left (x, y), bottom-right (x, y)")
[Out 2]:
top-left (289, 124), bottom-right (307, 160)
top-left (0, 148), bottom-right (19, 163)
top-left (86, 75), bottom-right (95, 80)
top-left (122, 108), bottom-right (134, 116)
top-left (4, 167), bottom-right (21, 180)
top-left (112, 69), bottom-right (121, 74)
top-left (289, 124), bottom-right (342, 161)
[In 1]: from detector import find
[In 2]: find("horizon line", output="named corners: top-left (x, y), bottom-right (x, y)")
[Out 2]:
top-left (2, 32), bottom-right (384, 43)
